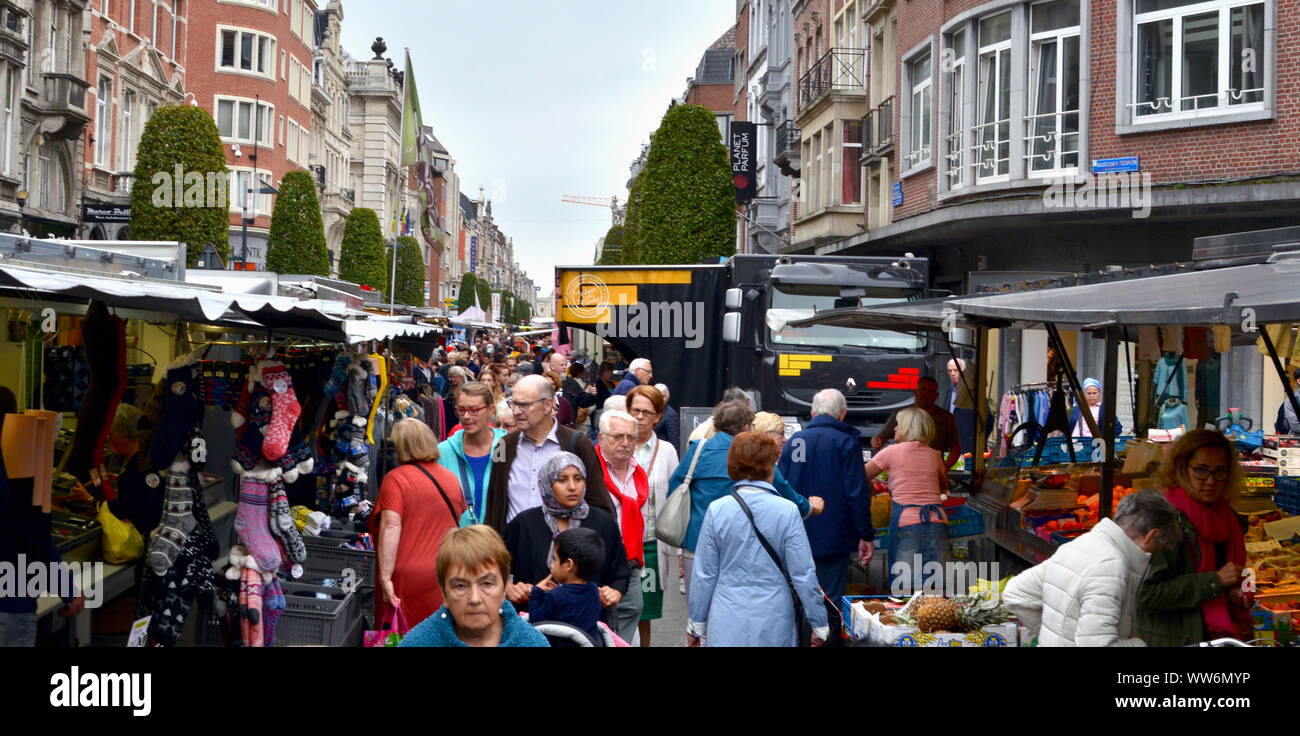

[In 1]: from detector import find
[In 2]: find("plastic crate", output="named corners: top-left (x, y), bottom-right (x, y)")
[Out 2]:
top-left (1050, 529), bottom-right (1088, 545)
top-left (1275, 476), bottom-right (1300, 494)
top-left (872, 503), bottom-right (985, 546)
top-left (276, 580), bottom-right (360, 647)
top-left (302, 534), bottom-right (376, 591)
top-left (1275, 495), bottom-right (1300, 516)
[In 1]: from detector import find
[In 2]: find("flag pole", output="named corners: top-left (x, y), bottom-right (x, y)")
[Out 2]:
top-left (391, 48), bottom-right (411, 316)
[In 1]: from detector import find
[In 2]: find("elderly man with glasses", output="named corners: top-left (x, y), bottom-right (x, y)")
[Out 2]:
top-left (483, 374), bottom-right (614, 534)
top-left (613, 358), bottom-right (653, 396)
top-left (596, 409), bottom-right (649, 643)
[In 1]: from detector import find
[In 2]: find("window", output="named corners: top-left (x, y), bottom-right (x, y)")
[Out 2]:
top-left (1029, 0), bottom-right (1081, 173)
top-left (129, 0), bottom-right (136, 34)
top-left (229, 169), bottom-right (273, 215)
top-left (842, 120), bottom-right (863, 205)
top-left (37, 141), bottom-right (50, 208)
top-left (1133, 0), bottom-right (1265, 119)
top-left (945, 31), bottom-right (966, 189)
top-left (172, 1), bottom-right (181, 58)
top-left (215, 96), bottom-right (275, 146)
top-left (2, 68), bottom-right (12, 175)
top-left (290, 1), bottom-right (301, 39)
top-left (287, 119), bottom-right (300, 163)
top-left (976, 13), bottom-right (1012, 180)
top-left (95, 77), bottom-right (110, 165)
top-left (218, 28), bottom-right (276, 77)
top-left (121, 89), bottom-right (135, 170)
top-left (907, 52), bottom-right (933, 169)
top-left (150, 1), bottom-right (157, 42)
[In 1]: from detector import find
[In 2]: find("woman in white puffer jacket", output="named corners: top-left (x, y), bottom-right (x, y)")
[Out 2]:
top-left (1003, 491), bottom-right (1181, 647)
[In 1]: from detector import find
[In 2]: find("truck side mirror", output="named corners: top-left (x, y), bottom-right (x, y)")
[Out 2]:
top-left (725, 288), bottom-right (743, 310)
top-left (722, 312), bottom-right (741, 343)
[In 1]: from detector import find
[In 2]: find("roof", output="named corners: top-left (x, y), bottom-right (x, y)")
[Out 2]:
top-left (459, 192), bottom-right (477, 221)
top-left (420, 125), bottom-right (449, 155)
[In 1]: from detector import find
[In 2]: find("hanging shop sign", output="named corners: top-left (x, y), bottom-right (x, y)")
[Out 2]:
top-left (730, 121), bottom-right (756, 204)
top-left (82, 203), bottom-right (132, 223)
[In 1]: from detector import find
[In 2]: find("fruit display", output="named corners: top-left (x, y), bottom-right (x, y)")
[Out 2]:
top-left (891, 593), bottom-right (1011, 634)
top-left (1247, 539), bottom-right (1300, 594)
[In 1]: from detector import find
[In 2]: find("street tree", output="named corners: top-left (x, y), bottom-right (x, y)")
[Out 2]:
top-left (338, 208), bottom-right (387, 297)
top-left (265, 170), bottom-right (330, 276)
top-left (387, 235), bottom-right (426, 306)
top-left (456, 272), bottom-right (480, 313)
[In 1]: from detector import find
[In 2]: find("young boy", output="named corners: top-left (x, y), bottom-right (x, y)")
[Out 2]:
top-left (528, 528), bottom-right (605, 642)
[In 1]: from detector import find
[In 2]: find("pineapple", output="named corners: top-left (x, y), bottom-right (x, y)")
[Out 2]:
top-left (914, 598), bottom-right (959, 633)
top-left (953, 593), bottom-right (1011, 633)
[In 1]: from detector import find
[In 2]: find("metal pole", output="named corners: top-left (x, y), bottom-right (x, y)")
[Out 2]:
top-left (389, 240), bottom-right (398, 316)
top-left (1258, 326), bottom-right (1300, 430)
top-left (1100, 327), bottom-right (1119, 520)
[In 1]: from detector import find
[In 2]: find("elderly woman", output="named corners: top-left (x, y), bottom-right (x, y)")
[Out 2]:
top-left (865, 408), bottom-right (949, 592)
top-left (1135, 430), bottom-right (1251, 645)
top-left (688, 432), bottom-right (828, 647)
top-left (502, 452), bottom-right (630, 623)
top-left (1070, 378), bottom-right (1123, 438)
top-left (373, 418), bottom-right (468, 629)
top-left (752, 411), bottom-right (788, 449)
top-left (398, 525), bottom-right (549, 647)
top-left (669, 399), bottom-right (821, 596)
top-left (626, 385), bottom-right (680, 645)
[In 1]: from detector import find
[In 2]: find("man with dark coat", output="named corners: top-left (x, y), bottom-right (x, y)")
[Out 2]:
top-left (778, 388), bottom-right (874, 645)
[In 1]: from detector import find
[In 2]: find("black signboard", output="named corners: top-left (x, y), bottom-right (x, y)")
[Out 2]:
top-left (83, 203), bottom-right (131, 223)
top-left (729, 120), bottom-right (756, 204)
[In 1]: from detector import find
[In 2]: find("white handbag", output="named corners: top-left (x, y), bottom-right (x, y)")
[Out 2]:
top-left (655, 438), bottom-right (704, 547)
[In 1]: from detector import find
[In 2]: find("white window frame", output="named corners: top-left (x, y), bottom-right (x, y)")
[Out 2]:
top-left (974, 13), bottom-right (1013, 184)
top-left (2, 67), bottom-right (12, 176)
top-left (216, 26), bottom-right (278, 80)
top-left (172, 0), bottom-right (181, 59)
top-left (150, 0), bottom-right (157, 43)
top-left (218, 0), bottom-right (278, 12)
top-left (94, 76), bottom-right (111, 166)
top-left (841, 119), bottom-right (863, 206)
top-left (228, 167), bottom-right (274, 216)
top-left (1027, 1), bottom-right (1082, 176)
top-left (120, 88), bottom-right (135, 171)
top-left (129, 0), bottom-right (136, 34)
top-left (213, 95), bottom-right (275, 147)
top-left (905, 51), bottom-right (933, 172)
top-left (945, 30), bottom-right (966, 191)
top-left (1130, 0), bottom-right (1266, 123)
top-left (287, 118), bottom-right (301, 164)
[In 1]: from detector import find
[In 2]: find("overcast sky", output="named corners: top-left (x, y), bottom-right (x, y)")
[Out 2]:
top-left (339, 1), bottom-right (736, 293)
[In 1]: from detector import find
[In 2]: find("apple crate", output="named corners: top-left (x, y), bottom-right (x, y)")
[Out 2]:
top-left (302, 534), bottom-right (375, 591)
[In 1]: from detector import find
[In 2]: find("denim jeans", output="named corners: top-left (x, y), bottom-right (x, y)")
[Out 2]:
top-left (0, 612), bottom-right (37, 647)
top-left (887, 502), bottom-right (949, 594)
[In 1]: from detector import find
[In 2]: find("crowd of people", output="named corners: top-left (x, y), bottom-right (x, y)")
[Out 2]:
top-left (374, 336), bottom-right (1257, 647)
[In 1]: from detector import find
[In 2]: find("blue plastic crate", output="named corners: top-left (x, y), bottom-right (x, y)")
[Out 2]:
top-left (1276, 495), bottom-right (1300, 515)
top-left (1274, 476), bottom-right (1300, 493)
top-left (872, 505), bottom-right (984, 545)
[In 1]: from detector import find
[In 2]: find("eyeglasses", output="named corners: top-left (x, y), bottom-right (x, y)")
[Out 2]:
top-left (1188, 465), bottom-right (1230, 482)
top-left (456, 405), bottom-right (490, 416)
top-left (604, 433), bottom-right (638, 445)
top-left (506, 397), bottom-right (548, 411)
top-left (629, 407), bottom-right (658, 418)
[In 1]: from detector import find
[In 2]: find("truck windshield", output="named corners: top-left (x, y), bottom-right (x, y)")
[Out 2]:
top-left (768, 283), bottom-right (926, 350)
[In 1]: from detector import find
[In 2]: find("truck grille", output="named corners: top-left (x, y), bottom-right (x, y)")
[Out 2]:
top-left (845, 392), bottom-right (885, 409)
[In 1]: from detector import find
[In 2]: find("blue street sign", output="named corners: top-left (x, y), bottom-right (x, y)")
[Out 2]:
top-left (1091, 157), bottom-right (1140, 174)
top-left (891, 181), bottom-right (903, 207)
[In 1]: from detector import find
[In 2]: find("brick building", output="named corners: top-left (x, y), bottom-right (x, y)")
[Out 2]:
top-left (185, 0), bottom-right (318, 268)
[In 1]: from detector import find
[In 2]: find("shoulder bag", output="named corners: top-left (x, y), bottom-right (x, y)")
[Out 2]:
top-left (730, 489), bottom-right (812, 647)
top-left (656, 439), bottom-right (702, 547)
top-left (409, 462), bottom-right (474, 528)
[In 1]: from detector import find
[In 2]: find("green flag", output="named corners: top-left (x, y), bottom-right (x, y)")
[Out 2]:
top-left (400, 50), bottom-right (423, 168)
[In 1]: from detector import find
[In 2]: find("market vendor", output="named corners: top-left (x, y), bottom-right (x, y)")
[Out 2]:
top-left (872, 376), bottom-right (961, 469)
top-left (1134, 430), bottom-right (1252, 645)
top-left (1069, 378), bottom-right (1123, 439)
top-left (105, 404), bottom-right (163, 539)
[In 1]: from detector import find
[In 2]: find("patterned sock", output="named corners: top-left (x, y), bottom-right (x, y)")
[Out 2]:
top-left (234, 477), bottom-right (282, 572)
top-left (267, 481), bottom-right (307, 563)
top-left (148, 365), bottom-right (200, 471)
top-left (262, 577), bottom-right (285, 647)
top-left (146, 461), bottom-right (197, 575)
top-left (322, 353), bottom-right (352, 398)
top-left (239, 567), bottom-right (264, 648)
top-left (261, 364), bottom-right (301, 461)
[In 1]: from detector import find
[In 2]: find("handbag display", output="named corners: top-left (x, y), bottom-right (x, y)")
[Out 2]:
top-left (730, 489), bottom-right (813, 647)
top-left (655, 438), bottom-right (703, 547)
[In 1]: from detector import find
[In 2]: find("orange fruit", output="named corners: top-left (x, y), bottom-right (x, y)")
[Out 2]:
top-left (1045, 520), bottom-right (1061, 531)
top-left (1076, 494), bottom-right (1089, 505)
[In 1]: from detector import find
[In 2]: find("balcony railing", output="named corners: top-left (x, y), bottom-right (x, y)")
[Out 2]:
top-left (1023, 110), bottom-right (1080, 173)
top-left (796, 48), bottom-right (866, 115)
top-left (861, 96), bottom-right (894, 160)
top-left (775, 121), bottom-right (801, 156)
top-left (41, 73), bottom-right (90, 117)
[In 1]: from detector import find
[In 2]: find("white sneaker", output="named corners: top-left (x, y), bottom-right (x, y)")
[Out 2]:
top-left (678, 579), bottom-right (686, 595)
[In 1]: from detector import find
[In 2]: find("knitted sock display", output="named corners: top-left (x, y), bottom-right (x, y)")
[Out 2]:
top-left (146, 461), bottom-right (197, 575)
top-left (148, 365), bottom-right (200, 471)
top-left (345, 362), bottom-right (369, 417)
top-left (322, 353), bottom-right (352, 399)
top-left (64, 302), bottom-right (127, 500)
top-left (267, 481), bottom-right (306, 563)
top-left (232, 381), bottom-right (273, 473)
top-left (234, 476), bottom-right (282, 573)
top-left (262, 577), bottom-right (285, 647)
top-left (260, 364), bottom-right (301, 461)
top-left (239, 567), bottom-right (264, 648)
top-left (141, 476), bottom-right (218, 647)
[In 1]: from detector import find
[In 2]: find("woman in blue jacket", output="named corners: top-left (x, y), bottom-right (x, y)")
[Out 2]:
top-left (667, 399), bottom-right (822, 595)
top-left (436, 382), bottom-right (506, 525)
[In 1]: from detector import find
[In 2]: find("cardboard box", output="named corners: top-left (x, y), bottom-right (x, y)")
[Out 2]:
top-left (841, 596), bottom-right (1018, 647)
top-left (1252, 594), bottom-right (1298, 645)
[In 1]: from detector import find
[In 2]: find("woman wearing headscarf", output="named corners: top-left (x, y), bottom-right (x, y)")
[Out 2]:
top-left (1070, 378), bottom-right (1123, 438)
top-left (1135, 430), bottom-right (1252, 646)
top-left (501, 452), bottom-right (630, 623)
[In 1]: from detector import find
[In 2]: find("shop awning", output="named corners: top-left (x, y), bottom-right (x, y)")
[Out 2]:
top-left (955, 256), bottom-right (1300, 327)
top-left (344, 318), bottom-right (441, 344)
top-left (779, 296), bottom-right (1007, 333)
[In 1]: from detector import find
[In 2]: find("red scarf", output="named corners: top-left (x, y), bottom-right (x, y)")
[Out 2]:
top-left (1164, 487), bottom-right (1250, 639)
top-left (597, 446), bottom-right (649, 566)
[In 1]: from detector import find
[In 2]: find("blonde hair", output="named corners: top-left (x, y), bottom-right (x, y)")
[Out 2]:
top-left (752, 411), bottom-right (785, 434)
top-left (390, 417), bottom-right (440, 463)
top-left (895, 408), bottom-right (935, 444)
top-left (1153, 429), bottom-right (1244, 502)
top-left (435, 525), bottom-right (512, 591)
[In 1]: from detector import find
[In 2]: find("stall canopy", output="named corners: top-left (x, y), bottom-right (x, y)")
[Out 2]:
top-left (781, 296), bottom-right (1006, 334)
top-left (956, 255), bottom-right (1300, 327)
top-left (343, 318), bottom-right (440, 344)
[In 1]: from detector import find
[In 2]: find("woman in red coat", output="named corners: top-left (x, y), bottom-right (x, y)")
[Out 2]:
top-left (373, 419), bottom-right (467, 628)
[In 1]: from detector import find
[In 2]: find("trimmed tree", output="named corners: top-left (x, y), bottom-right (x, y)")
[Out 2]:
top-left (386, 235), bottom-right (426, 306)
top-left (636, 105), bottom-right (736, 265)
top-left (131, 105), bottom-right (230, 267)
top-left (456, 272), bottom-right (480, 313)
top-left (475, 279), bottom-right (492, 319)
top-left (338, 208), bottom-right (387, 297)
top-left (621, 176), bottom-right (644, 265)
top-left (265, 170), bottom-right (330, 275)
top-left (597, 225), bottom-right (624, 265)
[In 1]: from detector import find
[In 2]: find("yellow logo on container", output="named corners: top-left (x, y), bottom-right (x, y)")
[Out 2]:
top-left (778, 353), bottom-right (832, 377)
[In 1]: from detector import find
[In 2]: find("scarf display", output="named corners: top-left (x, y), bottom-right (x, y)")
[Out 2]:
top-left (597, 445), bottom-right (650, 566)
top-left (1164, 487), bottom-right (1250, 639)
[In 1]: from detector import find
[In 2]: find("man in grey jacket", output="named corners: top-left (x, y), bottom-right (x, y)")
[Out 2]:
top-left (1003, 491), bottom-right (1181, 647)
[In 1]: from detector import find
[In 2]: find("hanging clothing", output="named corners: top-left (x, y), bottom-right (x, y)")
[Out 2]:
top-left (1153, 354), bottom-right (1186, 402)
top-left (1158, 401), bottom-right (1190, 431)
top-left (1195, 356), bottom-right (1221, 427)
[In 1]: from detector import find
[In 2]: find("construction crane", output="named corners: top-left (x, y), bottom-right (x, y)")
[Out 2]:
top-left (561, 195), bottom-right (624, 227)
